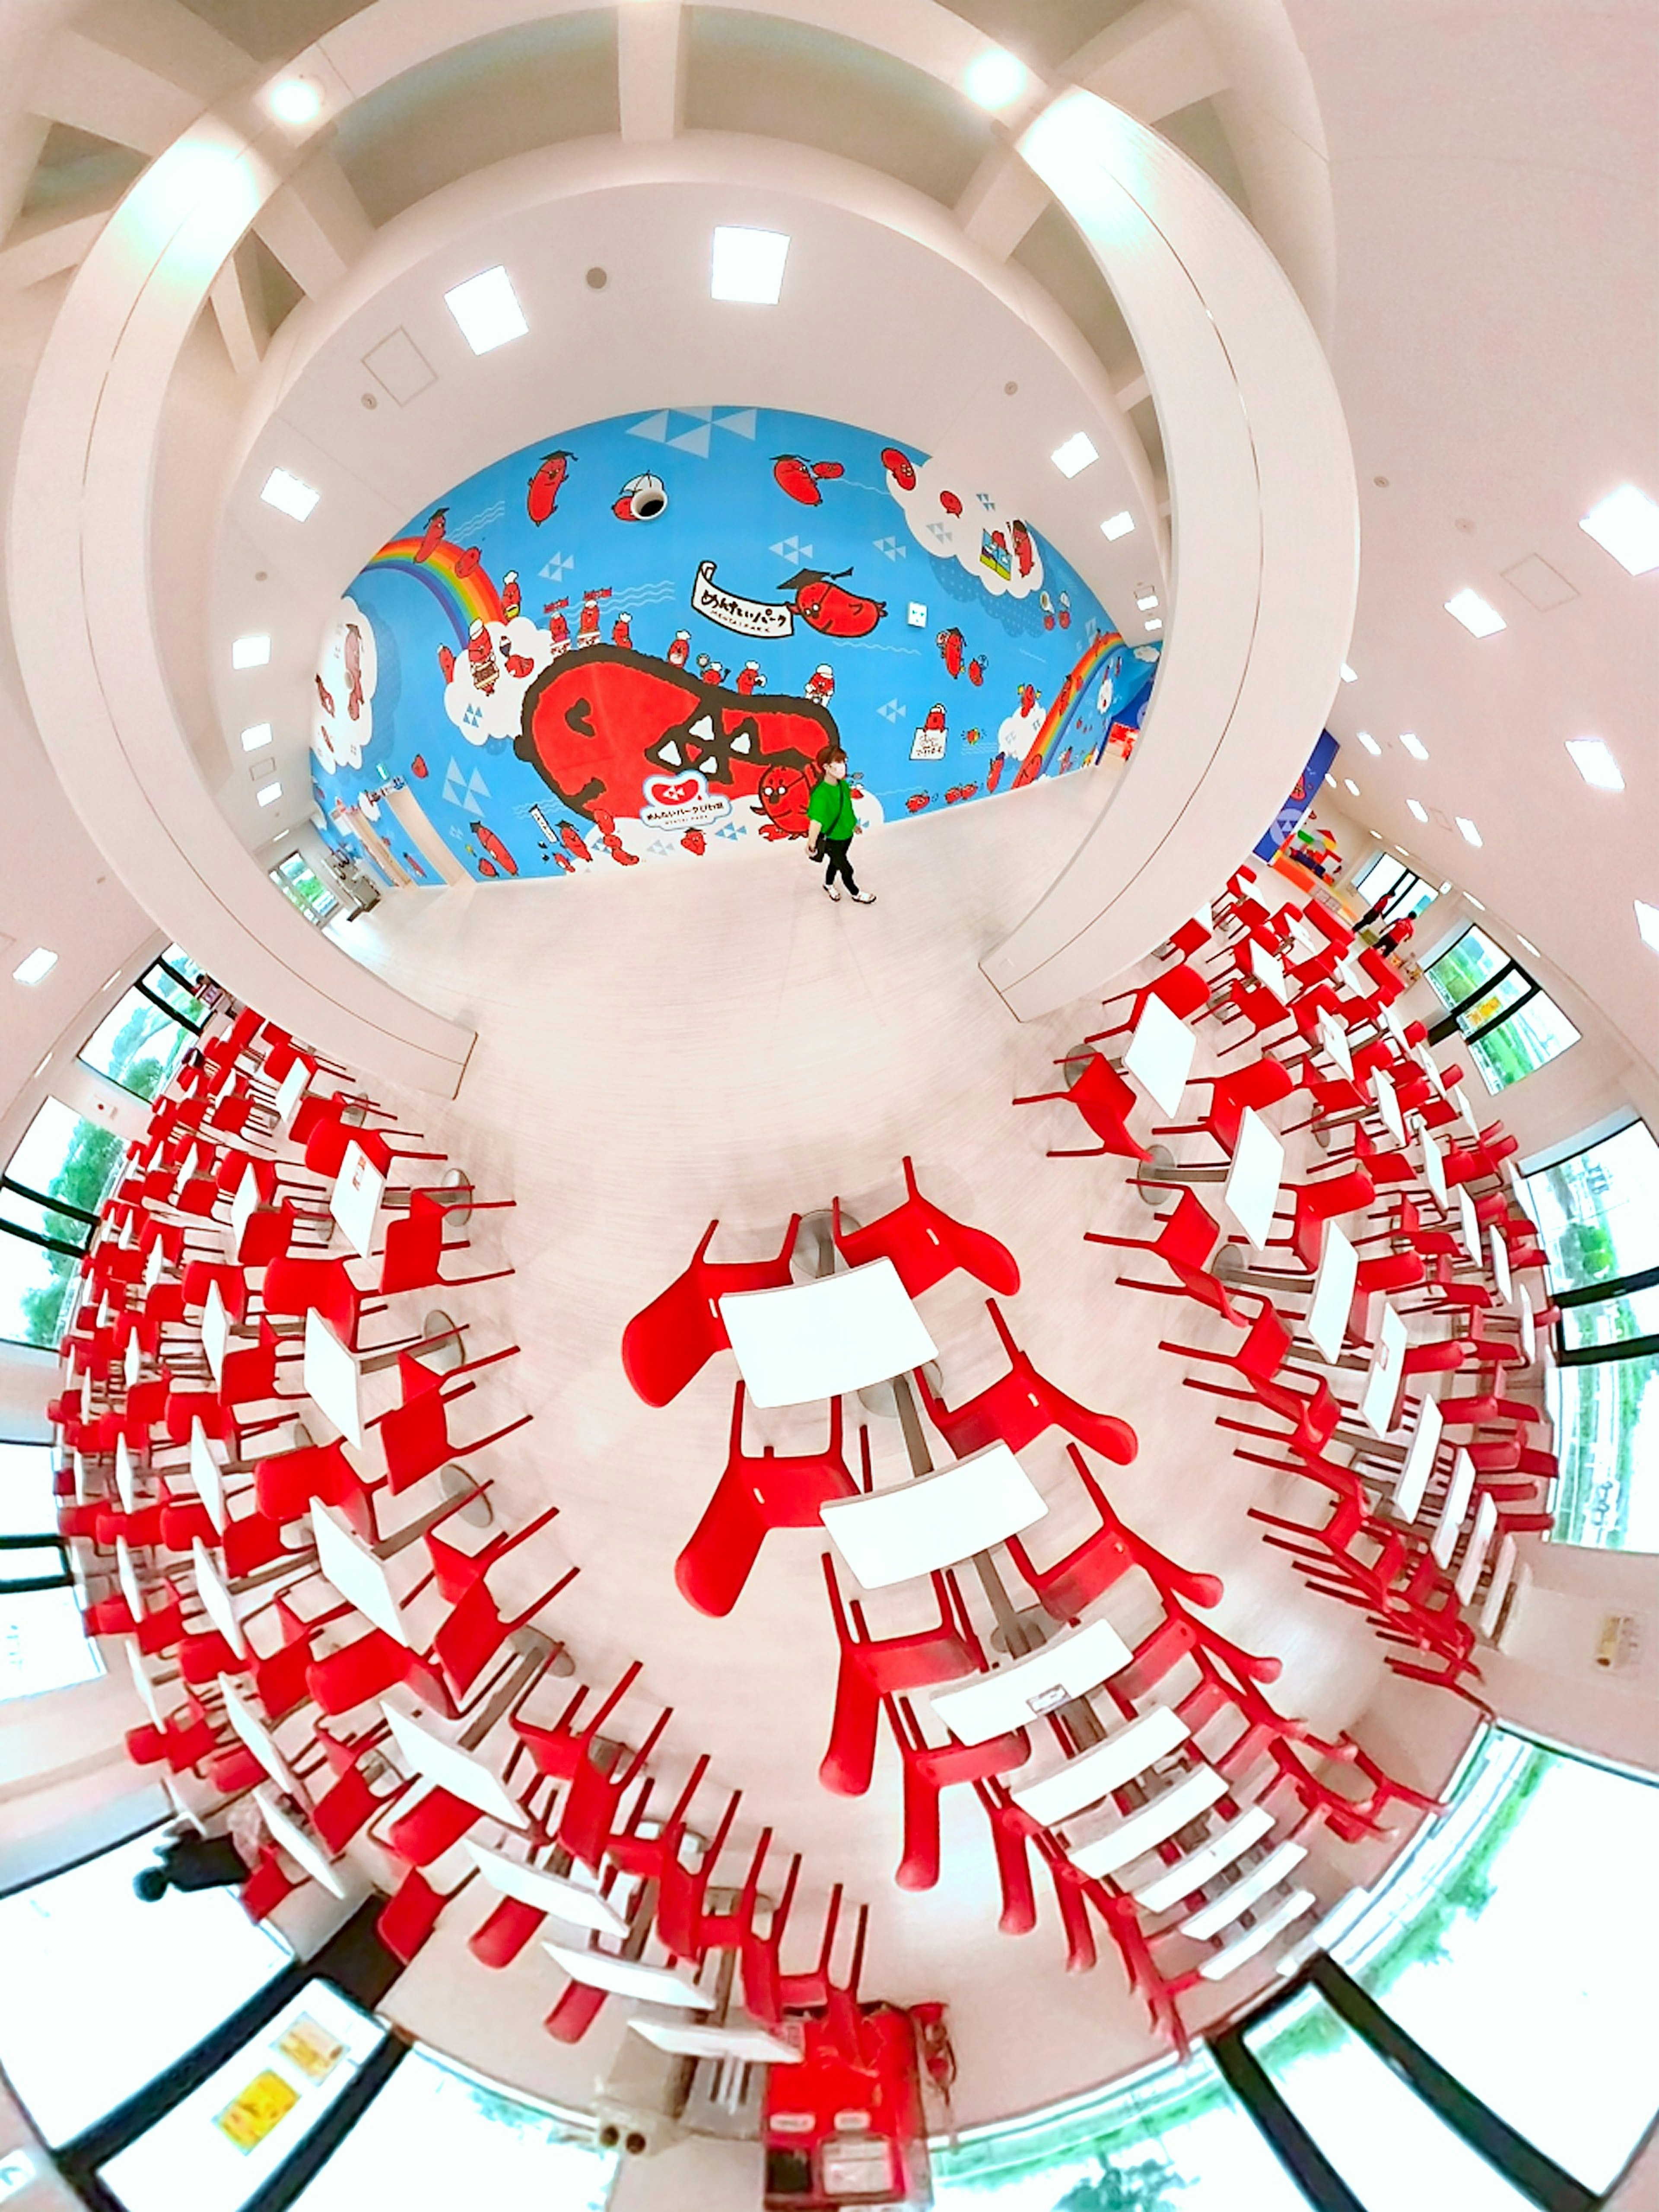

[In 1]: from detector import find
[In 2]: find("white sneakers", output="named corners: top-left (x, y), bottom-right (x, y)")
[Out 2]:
top-left (824, 883), bottom-right (841, 901)
top-left (850, 891), bottom-right (877, 904)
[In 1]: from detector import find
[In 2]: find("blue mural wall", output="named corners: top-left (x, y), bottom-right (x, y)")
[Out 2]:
top-left (310, 406), bottom-right (1160, 885)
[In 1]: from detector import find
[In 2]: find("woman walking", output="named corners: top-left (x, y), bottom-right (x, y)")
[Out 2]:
top-left (806, 745), bottom-right (876, 904)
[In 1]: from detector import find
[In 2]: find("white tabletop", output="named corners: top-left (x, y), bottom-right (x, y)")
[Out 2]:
top-left (303, 1308), bottom-right (365, 1448)
top-left (543, 1942), bottom-right (715, 2009)
top-left (72, 1448), bottom-right (87, 1504)
top-left (315, 1504), bottom-right (408, 1645)
top-left (123, 1331), bottom-right (142, 1390)
top-left (331, 1141), bottom-right (387, 1261)
top-left (1012, 1703), bottom-right (1189, 1827)
top-left (1392, 1394), bottom-right (1444, 1522)
top-left (928, 1617), bottom-right (1132, 1745)
top-left (114, 1433), bottom-right (137, 1514)
top-left (115, 1534), bottom-right (144, 1619)
top-left (1431, 1448), bottom-right (1478, 1567)
top-left (1360, 1302), bottom-right (1409, 1437)
top-left (274, 1058), bottom-right (312, 1130)
top-left (1487, 1226), bottom-right (1514, 1306)
top-left (201, 1279), bottom-right (229, 1382)
top-left (230, 1166), bottom-right (263, 1262)
top-left (1316, 1010), bottom-right (1354, 1080)
top-left (1223, 1108), bottom-right (1285, 1251)
top-left (1450, 1083), bottom-right (1481, 1138)
top-left (721, 1258), bottom-right (938, 1410)
top-left (1454, 1491), bottom-right (1499, 1606)
top-left (820, 1440), bottom-right (1047, 1590)
top-left (1479, 1535), bottom-right (1520, 1640)
top-left (1133, 1803), bottom-right (1277, 1913)
top-left (464, 1842), bottom-right (629, 1937)
top-left (1184, 1837), bottom-right (1309, 1942)
top-left (1306, 1222), bottom-right (1359, 1364)
top-left (191, 1536), bottom-right (247, 1659)
top-left (222, 1679), bottom-right (305, 1798)
top-left (1286, 915), bottom-right (1320, 960)
top-left (1370, 1068), bottom-right (1405, 1146)
top-left (1517, 1285), bottom-right (1538, 1365)
top-left (1458, 1188), bottom-right (1483, 1263)
top-left (1124, 995), bottom-right (1197, 1117)
top-left (380, 1702), bottom-right (529, 1828)
top-left (1248, 939), bottom-right (1288, 1003)
top-left (253, 1783), bottom-right (348, 1899)
top-left (189, 1417), bottom-right (229, 1535)
top-left (1420, 1127), bottom-right (1449, 1208)
top-left (124, 1636), bottom-right (167, 1728)
top-left (630, 2018), bottom-right (801, 2065)
top-left (1414, 1043), bottom-right (1448, 1097)
top-left (144, 1236), bottom-right (167, 1289)
top-left (1069, 1764), bottom-right (1230, 1879)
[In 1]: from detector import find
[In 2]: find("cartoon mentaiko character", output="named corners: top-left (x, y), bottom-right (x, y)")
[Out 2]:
top-left (936, 627), bottom-right (966, 678)
top-left (467, 620), bottom-right (500, 694)
top-left (1010, 519), bottom-right (1036, 579)
top-left (314, 673), bottom-right (336, 717)
top-left (611, 610), bottom-right (634, 648)
top-left (805, 663), bottom-right (834, 706)
top-left (501, 570), bottom-right (521, 620)
top-left (414, 508), bottom-right (447, 562)
top-left (778, 567), bottom-right (886, 639)
top-left (470, 822), bottom-right (518, 876)
top-left (577, 588), bottom-right (611, 643)
top-left (735, 660), bottom-right (765, 695)
top-left (772, 455), bottom-right (846, 506)
top-left (667, 629), bottom-right (691, 667)
top-left (543, 600), bottom-right (571, 652)
top-left (526, 451), bottom-right (574, 524)
top-left (613, 472), bottom-right (668, 521)
top-left (880, 448), bottom-right (917, 490)
top-left (342, 625), bottom-right (365, 720)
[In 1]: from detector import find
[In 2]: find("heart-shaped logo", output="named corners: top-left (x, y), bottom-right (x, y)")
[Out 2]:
top-left (645, 775), bottom-right (700, 808)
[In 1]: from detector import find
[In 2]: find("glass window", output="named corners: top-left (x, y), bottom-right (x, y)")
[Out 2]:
top-left (1426, 927), bottom-right (1508, 1008)
top-left (1524, 1122), bottom-right (1659, 1294)
top-left (1354, 855), bottom-right (1437, 934)
top-left (100, 1981), bottom-right (383, 2212)
top-left (1463, 989), bottom-right (1580, 1093)
top-left (0, 1440), bottom-right (60, 1535)
top-left (1, 1098), bottom-right (124, 1350)
top-left (0, 1584), bottom-right (100, 1700)
top-left (1427, 929), bottom-right (1579, 1092)
top-left (78, 947), bottom-right (206, 1102)
top-left (934, 2049), bottom-right (1312, 2212)
top-left (287, 2047), bottom-right (618, 2212)
top-left (270, 853), bottom-right (340, 927)
top-left (145, 947), bottom-right (210, 1025)
top-left (0, 1830), bottom-right (286, 2146)
top-left (1548, 1351), bottom-right (1659, 1549)
top-left (1243, 1986), bottom-right (1535, 2212)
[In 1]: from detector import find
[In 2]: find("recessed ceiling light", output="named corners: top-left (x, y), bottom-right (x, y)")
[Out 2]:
top-left (1369, 830), bottom-right (1382, 839)
top-left (1439, 880), bottom-right (1452, 894)
top-left (1340, 662), bottom-right (1357, 682)
top-left (1100, 511), bottom-right (1134, 540)
top-left (1444, 588), bottom-right (1506, 638)
top-left (102, 969), bottom-right (121, 989)
top-left (1636, 901), bottom-right (1659, 955)
top-left (1343, 778), bottom-right (1360, 796)
top-left (12, 947), bottom-right (57, 985)
top-left (1456, 816), bottom-right (1482, 847)
top-left (445, 265), bottom-right (528, 353)
top-left (1400, 732), bottom-right (1429, 761)
top-left (1135, 590), bottom-right (1159, 610)
top-left (1465, 892), bottom-right (1486, 911)
top-left (1517, 935), bottom-right (1540, 957)
top-left (232, 634), bottom-right (270, 668)
top-left (964, 47), bottom-right (1028, 108)
top-left (260, 467), bottom-right (319, 521)
top-left (1144, 617), bottom-right (1163, 632)
top-left (1356, 731), bottom-right (1381, 755)
top-left (32, 1052), bottom-right (51, 1078)
top-left (1580, 485), bottom-right (1659, 575)
top-left (1565, 736), bottom-right (1624, 791)
top-left (710, 227), bottom-right (789, 304)
top-left (1324, 774), bottom-right (1337, 789)
top-left (268, 77), bottom-right (321, 124)
top-left (241, 723), bottom-right (273, 752)
top-left (256, 779), bottom-right (283, 807)
top-left (1051, 432), bottom-right (1098, 479)
top-left (1406, 799), bottom-right (1428, 822)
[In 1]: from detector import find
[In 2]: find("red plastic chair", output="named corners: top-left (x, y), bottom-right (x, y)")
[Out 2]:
top-left (881, 1694), bottom-right (1029, 1891)
top-left (915, 1300), bottom-right (1138, 1465)
top-left (620, 1215), bottom-right (803, 1407)
top-left (675, 1385), bottom-right (857, 1617)
top-left (375, 1384), bottom-right (532, 1497)
top-left (470, 1893), bottom-right (550, 1969)
top-left (380, 1786), bottom-right (487, 1869)
top-left (1004, 1444), bottom-right (1224, 1625)
top-left (818, 1550), bottom-right (985, 1796)
top-left (377, 1867), bottom-right (471, 1964)
top-left (261, 1257), bottom-right (388, 1351)
top-left (240, 1848), bottom-right (300, 1924)
top-left (432, 1556), bottom-right (578, 1702)
top-left (378, 1194), bottom-right (515, 1297)
top-left (425, 1500), bottom-right (561, 1602)
top-left (1084, 962), bottom-right (1210, 1045)
top-left (1084, 1191), bottom-right (1246, 1323)
top-left (1150, 1056), bottom-right (1295, 1158)
top-left (831, 1157), bottom-right (1019, 1300)
top-left (1012, 1053), bottom-right (1150, 1163)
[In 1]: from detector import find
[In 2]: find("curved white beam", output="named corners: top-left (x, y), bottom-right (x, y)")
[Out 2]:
top-left (982, 87), bottom-right (1357, 1014)
top-left (8, 112), bottom-right (477, 1096)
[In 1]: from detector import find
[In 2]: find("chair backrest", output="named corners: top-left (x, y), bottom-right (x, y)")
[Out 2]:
top-left (833, 1158), bottom-right (1019, 1300)
top-left (379, 1211), bottom-right (444, 1296)
top-left (1152, 963), bottom-right (1209, 1021)
top-left (620, 1217), bottom-right (801, 1408)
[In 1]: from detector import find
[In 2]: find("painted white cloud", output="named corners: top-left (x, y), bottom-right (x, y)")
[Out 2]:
top-left (311, 597), bottom-right (377, 774)
top-left (996, 695), bottom-right (1046, 760)
top-left (442, 614), bottom-right (554, 745)
top-left (888, 457), bottom-right (1045, 601)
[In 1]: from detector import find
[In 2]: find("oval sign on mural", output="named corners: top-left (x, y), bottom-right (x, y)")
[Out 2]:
top-left (311, 407), bottom-right (1160, 885)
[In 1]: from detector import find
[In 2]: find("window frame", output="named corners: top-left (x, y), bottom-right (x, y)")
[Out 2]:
top-left (1425, 930), bottom-right (1579, 1088)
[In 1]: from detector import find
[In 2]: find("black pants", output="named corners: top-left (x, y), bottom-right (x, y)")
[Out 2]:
top-left (821, 837), bottom-right (860, 894)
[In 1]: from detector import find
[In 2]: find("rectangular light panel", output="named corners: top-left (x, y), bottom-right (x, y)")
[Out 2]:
top-left (1100, 510), bottom-right (1134, 540)
top-left (1565, 737), bottom-right (1624, 791)
top-left (1051, 432), bottom-right (1098, 478)
top-left (710, 226), bottom-right (789, 303)
top-left (445, 265), bottom-right (528, 353)
top-left (1580, 484), bottom-right (1659, 575)
top-left (1444, 588), bottom-right (1506, 637)
top-left (231, 634), bottom-right (270, 668)
top-left (260, 467), bottom-right (319, 520)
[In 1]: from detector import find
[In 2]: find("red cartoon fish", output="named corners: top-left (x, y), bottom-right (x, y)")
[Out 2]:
top-left (411, 754), bottom-right (429, 779)
top-left (880, 448), bottom-right (917, 491)
top-left (437, 645), bottom-right (455, 683)
top-left (967, 657), bottom-right (986, 686)
top-left (414, 508), bottom-right (447, 563)
top-left (471, 821), bottom-right (518, 876)
top-left (936, 627), bottom-right (966, 678)
top-left (1011, 518), bottom-right (1036, 578)
top-left (905, 791), bottom-right (931, 812)
top-left (778, 567), bottom-right (886, 639)
top-left (314, 673), bottom-right (336, 716)
top-left (939, 489), bottom-right (963, 518)
top-left (754, 761), bottom-right (817, 840)
top-left (343, 625), bottom-right (365, 719)
top-left (772, 455), bottom-right (846, 506)
top-left (526, 451), bottom-right (574, 524)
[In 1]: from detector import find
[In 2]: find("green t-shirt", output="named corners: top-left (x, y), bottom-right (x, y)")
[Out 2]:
top-left (809, 776), bottom-right (857, 841)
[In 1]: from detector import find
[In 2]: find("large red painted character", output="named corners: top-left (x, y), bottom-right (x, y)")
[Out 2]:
top-left (515, 643), bottom-right (838, 826)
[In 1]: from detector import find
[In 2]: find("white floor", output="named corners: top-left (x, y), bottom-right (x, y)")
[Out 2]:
top-left (321, 769), bottom-right (1421, 2124)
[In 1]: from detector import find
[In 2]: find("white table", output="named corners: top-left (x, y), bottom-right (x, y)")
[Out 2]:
top-left (1134, 1805), bottom-right (1278, 1913)
top-left (1487, 1226), bottom-right (1514, 1306)
top-left (1420, 1126), bottom-right (1449, 1208)
top-left (72, 1448), bottom-right (87, 1504)
top-left (1454, 1491), bottom-right (1500, 1606)
top-left (464, 1842), bottom-right (629, 1938)
top-left (721, 1259), bottom-right (939, 1410)
top-left (123, 1332), bottom-right (142, 1390)
top-left (275, 1058), bottom-right (312, 1131)
top-left (115, 1535), bottom-right (144, 1619)
top-left (304, 1309), bottom-right (365, 1448)
top-left (222, 1679), bottom-right (306, 1798)
top-left (1478, 1535), bottom-right (1520, 1640)
top-left (1360, 1302), bottom-right (1408, 1437)
top-left (1517, 1286), bottom-right (1538, 1366)
top-left (1306, 1223), bottom-right (1359, 1364)
top-left (1316, 1011), bottom-right (1354, 1080)
top-left (331, 1141), bottom-right (387, 1261)
top-left (630, 2018), bottom-right (801, 2065)
top-left (230, 1166), bottom-right (263, 1262)
top-left (1370, 1068), bottom-right (1405, 1145)
top-left (1068, 1765), bottom-right (1230, 1879)
top-left (191, 1536), bottom-right (247, 1660)
top-left (253, 1783), bottom-right (349, 1899)
top-left (820, 1440), bottom-right (1047, 1590)
top-left (543, 1943), bottom-right (715, 2009)
top-left (380, 1702), bottom-right (529, 1828)
top-left (928, 1617), bottom-right (1132, 1744)
top-left (315, 1504), bottom-right (407, 1645)
top-left (201, 1279), bottom-right (230, 1382)
top-left (1414, 1043), bottom-right (1449, 1097)
top-left (1458, 1189), bottom-right (1483, 1264)
top-left (1223, 1108), bottom-right (1285, 1251)
top-left (1248, 940), bottom-right (1289, 1003)
top-left (1011, 1704), bottom-right (1189, 1826)
top-left (1392, 1395), bottom-right (1444, 1522)
top-left (1198, 1890), bottom-right (1316, 1981)
top-left (1183, 1839), bottom-right (1309, 1942)
top-left (1452, 1084), bottom-right (1482, 1138)
top-left (143, 1236), bottom-right (166, 1289)
top-left (1124, 996), bottom-right (1197, 1117)
top-left (114, 1434), bottom-right (137, 1514)
top-left (124, 1636), bottom-right (167, 1728)
top-left (1431, 1448), bottom-right (1478, 1567)
top-left (189, 1418), bottom-right (229, 1534)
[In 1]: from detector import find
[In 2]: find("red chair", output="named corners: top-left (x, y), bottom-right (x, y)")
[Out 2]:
top-left (1085, 1192), bottom-right (1246, 1323)
top-left (1004, 1444), bottom-right (1224, 1625)
top-left (915, 1300), bottom-right (1138, 1465)
top-left (1267, 1170), bottom-right (1377, 1273)
top-left (621, 1216), bottom-right (803, 1407)
top-left (254, 1438), bottom-right (374, 1530)
top-left (377, 1867), bottom-right (471, 1964)
top-left (305, 1627), bottom-right (448, 1719)
top-left (378, 1193), bottom-right (515, 1297)
top-left (375, 1382), bottom-right (532, 1497)
top-left (881, 1695), bottom-right (1029, 1891)
top-left (831, 1157), bottom-right (1019, 1300)
top-left (676, 1386), bottom-right (857, 1618)
top-left (1150, 1057), bottom-right (1295, 1159)
top-left (1012, 1053), bottom-right (1149, 1163)
top-left (239, 1848), bottom-right (300, 1924)
top-left (819, 1551), bottom-right (985, 1796)
top-left (432, 1552), bottom-right (577, 1702)
top-left (1084, 962), bottom-right (1210, 1044)
top-left (470, 1892), bottom-right (550, 1969)
top-left (261, 1257), bottom-right (388, 1351)
top-left (425, 1501), bottom-right (562, 1603)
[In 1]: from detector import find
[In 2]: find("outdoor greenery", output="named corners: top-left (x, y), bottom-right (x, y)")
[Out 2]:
top-left (1055, 2155), bottom-right (1187, 2211)
top-left (15, 1115), bottom-right (124, 1348)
